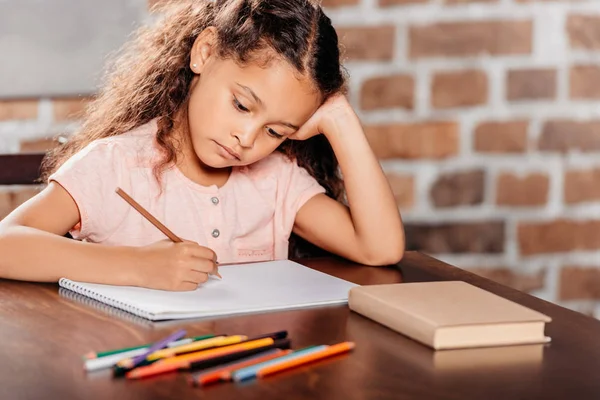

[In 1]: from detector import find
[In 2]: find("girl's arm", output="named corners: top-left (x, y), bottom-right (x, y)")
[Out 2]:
top-left (292, 95), bottom-right (405, 266)
top-left (0, 182), bottom-right (215, 290)
top-left (0, 183), bottom-right (140, 283)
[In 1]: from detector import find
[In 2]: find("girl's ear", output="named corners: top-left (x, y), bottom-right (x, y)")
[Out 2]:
top-left (190, 27), bottom-right (218, 74)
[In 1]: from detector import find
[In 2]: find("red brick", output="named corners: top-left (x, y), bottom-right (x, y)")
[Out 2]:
top-left (409, 20), bottom-right (532, 59)
top-left (385, 173), bottom-right (415, 209)
top-left (20, 138), bottom-right (60, 153)
top-left (473, 120), bottom-right (528, 153)
top-left (564, 168), bottom-right (600, 204)
top-left (430, 170), bottom-right (485, 208)
top-left (496, 173), bottom-right (549, 206)
top-left (539, 120), bottom-right (600, 152)
top-left (337, 26), bottom-right (395, 61)
top-left (0, 100), bottom-right (38, 121)
top-left (507, 69), bottom-right (556, 101)
top-left (52, 97), bottom-right (91, 122)
top-left (431, 70), bottom-right (488, 109)
top-left (365, 122), bottom-right (459, 159)
top-left (466, 267), bottom-right (545, 293)
top-left (518, 220), bottom-right (600, 255)
top-left (405, 221), bottom-right (505, 253)
top-left (560, 266), bottom-right (600, 300)
top-left (360, 75), bottom-right (414, 110)
top-left (570, 65), bottom-right (600, 99)
top-left (567, 15), bottom-right (600, 50)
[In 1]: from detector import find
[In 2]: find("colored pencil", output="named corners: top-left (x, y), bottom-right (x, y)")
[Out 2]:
top-left (187, 338), bottom-right (291, 371)
top-left (256, 342), bottom-right (355, 378)
top-left (85, 347), bottom-right (149, 372)
top-left (189, 349), bottom-right (291, 387)
top-left (114, 329), bottom-right (186, 375)
top-left (146, 335), bottom-right (239, 361)
top-left (231, 345), bottom-right (328, 382)
top-left (148, 331), bottom-right (287, 361)
top-left (126, 337), bottom-right (280, 379)
top-left (83, 334), bottom-right (215, 360)
top-left (245, 330), bottom-right (288, 341)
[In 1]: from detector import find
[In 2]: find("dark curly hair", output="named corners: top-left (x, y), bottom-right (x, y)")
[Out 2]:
top-left (41, 0), bottom-right (348, 258)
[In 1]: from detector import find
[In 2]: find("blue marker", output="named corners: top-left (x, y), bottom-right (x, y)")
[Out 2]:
top-left (232, 345), bottom-right (328, 382)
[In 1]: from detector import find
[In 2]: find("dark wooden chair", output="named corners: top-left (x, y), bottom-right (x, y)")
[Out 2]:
top-left (0, 152), bottom-right (67, 239)
top-left (0, 153), bottom-right (46, 185)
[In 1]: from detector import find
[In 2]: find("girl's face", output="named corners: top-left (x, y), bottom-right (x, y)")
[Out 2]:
top-left (186, 30), bottom-right (321, 169)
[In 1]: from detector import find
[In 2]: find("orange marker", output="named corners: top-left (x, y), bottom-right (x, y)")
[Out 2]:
top-left (256, 342), bottom-right (355, 378)
top-left (126, 337), bottom-right (276, 379)
top-left (189, 349), bottom-right (292, 386)
top-left (126, 358), bottom-right (187, 379)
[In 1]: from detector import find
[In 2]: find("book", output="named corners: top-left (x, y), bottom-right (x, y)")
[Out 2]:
top-left (348, 281), bottom-right (551, 350)
top-left (58, 260), bottom-right (357, 321)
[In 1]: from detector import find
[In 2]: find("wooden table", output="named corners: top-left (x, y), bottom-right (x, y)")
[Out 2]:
top-left (2, 251), bottom-right (600, 399)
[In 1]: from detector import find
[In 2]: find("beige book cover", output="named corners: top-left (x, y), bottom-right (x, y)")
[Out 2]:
top-left (348, 281), bottom-right (551, 350)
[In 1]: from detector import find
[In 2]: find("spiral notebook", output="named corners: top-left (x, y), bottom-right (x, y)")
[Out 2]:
top-left (58, 260), bottom-right (358, 321)
top-left (58, 288), bottom-right (156, 328)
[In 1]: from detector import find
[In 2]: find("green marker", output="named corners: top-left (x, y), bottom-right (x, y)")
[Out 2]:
top-left (83, 334), bottom-right (216, 359)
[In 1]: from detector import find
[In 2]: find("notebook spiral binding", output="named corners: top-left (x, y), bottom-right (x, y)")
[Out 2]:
top-left (58, 278), bottom-right (156, 323)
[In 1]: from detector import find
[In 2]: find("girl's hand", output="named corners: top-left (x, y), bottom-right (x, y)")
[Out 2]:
top-left (290, 94), bottom-right (359, 141)
top-left (133, 240), bottom-right (218, 291)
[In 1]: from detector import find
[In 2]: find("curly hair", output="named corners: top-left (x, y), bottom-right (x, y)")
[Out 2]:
top-left (41, 0), bottom-right (348, 258)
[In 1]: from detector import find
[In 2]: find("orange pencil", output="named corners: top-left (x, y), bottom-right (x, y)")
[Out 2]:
top-left (256, 342), bottom-right (355, 378)
top-left (189, 349), bottom-right (292, 386)
top-left (127, 337), bottom-right (276, 379)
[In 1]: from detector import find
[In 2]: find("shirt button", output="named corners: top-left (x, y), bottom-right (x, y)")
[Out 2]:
top-left (211, 197), bottom-right (219, 205)
top-left (211, 229), bottom-right (220, 238)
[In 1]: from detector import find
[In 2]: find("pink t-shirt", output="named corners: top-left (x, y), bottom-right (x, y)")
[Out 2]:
top-left (49, 119), bottom-right (325, 263)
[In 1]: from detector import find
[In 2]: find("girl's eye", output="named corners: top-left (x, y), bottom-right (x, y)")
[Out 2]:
top-left (267, 128), bottom-right (284, 139)
top-left (233, 97), bottom-right (249, 112)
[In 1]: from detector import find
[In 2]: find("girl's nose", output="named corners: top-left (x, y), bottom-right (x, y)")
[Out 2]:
top-left (232, 125), bottom-right (260, 149)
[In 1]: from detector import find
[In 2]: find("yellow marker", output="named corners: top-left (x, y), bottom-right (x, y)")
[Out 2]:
top-left (146, 335), bottom-right (246, 361)
top-left (159, 337), bottom-right (276, 366)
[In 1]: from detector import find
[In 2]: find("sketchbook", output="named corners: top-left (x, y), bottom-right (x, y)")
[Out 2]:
top-left (58, 260), bottom-right (358, 321)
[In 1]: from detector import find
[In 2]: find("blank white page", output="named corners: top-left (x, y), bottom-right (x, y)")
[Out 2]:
top-left (59, 260), bottom-right (358, 321)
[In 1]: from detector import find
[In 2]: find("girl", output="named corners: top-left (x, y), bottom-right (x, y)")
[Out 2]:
top-left (0, 0), bottom-right (404, 291)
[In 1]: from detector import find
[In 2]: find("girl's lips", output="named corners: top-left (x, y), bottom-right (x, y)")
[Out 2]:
top-left (215, 141), bottom-right (241, 160)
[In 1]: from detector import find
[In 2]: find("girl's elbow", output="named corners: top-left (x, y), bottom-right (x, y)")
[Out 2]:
top-left (387, 247), bottom-right (405, 265)
top-left (378, 248), bottom-right (404, 266)
top-left (360, 246), bottom-right (404, 267)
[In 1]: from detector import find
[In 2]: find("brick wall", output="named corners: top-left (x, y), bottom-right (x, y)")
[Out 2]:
top-left (324, 0), bottom-right (600, 316)
top-left (1, 0), bottom-right (600, 316)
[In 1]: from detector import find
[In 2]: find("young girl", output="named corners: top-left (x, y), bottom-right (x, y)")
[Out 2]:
top-left (0, 0), bottom-right (404, 291)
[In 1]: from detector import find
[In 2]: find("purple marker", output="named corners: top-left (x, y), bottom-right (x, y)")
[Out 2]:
top-left (117, 329), bottom-right (186, 370)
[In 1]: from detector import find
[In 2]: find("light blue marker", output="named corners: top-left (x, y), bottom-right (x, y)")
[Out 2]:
top-left (232, 345), bottom-right (328, 382)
